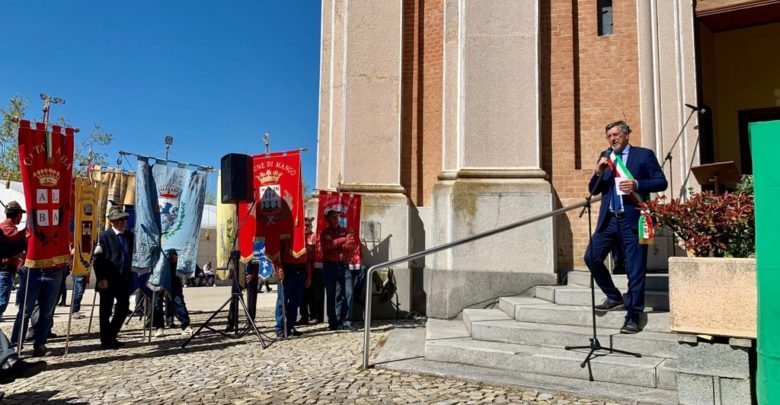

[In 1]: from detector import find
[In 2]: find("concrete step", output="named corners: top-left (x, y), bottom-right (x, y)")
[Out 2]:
top-left (535, 285), bottom-right (670, 311)
top-left (469, 318), bottom-right (679, 360)
top-left (512, 302), bottom-right (671, 332)
top-left (566, 270), bottom-right (669, 291)
top-left (385, 322), bottom-right (678, 404)
top-left (425, 336), bottom-right (674, 388)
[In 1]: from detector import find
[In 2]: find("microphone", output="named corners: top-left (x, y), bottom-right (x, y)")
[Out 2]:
top-left (685, 103), bottom-right (706, 113)
top-left (600, 148), bottom-right (613, 159)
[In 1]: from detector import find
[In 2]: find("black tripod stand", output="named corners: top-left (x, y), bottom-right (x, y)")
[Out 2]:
top-left (564, 169), bottom-right (641, 381)
top-left (181, 250), bottom-right (271, 348)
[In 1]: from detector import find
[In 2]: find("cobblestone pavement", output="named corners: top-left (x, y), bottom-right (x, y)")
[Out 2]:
top-left (0, 288), bottom-right (628, 404)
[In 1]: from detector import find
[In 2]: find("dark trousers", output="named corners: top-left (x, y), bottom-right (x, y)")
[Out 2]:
top-left (300, 268), bottom-right (324, 322)
top-left (584, 213), bottom-right (648, 322)
top-left (57, 270), bottom-right (68, 304)
top-left (323, 261), bottom-right (352, 328)
top-left (98, 286), bottom-right (130, 344)
top-left (275, 267), bottom-right (306, 333)
top-left (153, 275), bottom-right (190, 329)
top-left (246, 275), bottom-right (258, 321)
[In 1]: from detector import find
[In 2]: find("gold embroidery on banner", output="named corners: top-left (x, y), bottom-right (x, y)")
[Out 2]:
top-left (24, 254), bottom-right (71, 269)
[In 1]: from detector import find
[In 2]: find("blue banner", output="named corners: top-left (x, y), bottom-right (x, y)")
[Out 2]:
top-left (131, 157), bottom-right (168, 292)
top-left (152, 163), bottom-right (207, 278)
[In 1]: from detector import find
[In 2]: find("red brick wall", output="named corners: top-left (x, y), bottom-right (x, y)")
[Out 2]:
top-left (544, 0), bottom-right (642, 269)
top-left (401, 0), bottom-right (443, 207)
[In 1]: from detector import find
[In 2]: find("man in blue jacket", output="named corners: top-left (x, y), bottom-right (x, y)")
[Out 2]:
top-left (584, 120), bottom-right (668, 334)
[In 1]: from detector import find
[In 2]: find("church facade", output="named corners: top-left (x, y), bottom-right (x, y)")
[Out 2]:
top-left (313, 0), bottom-right (780, 317)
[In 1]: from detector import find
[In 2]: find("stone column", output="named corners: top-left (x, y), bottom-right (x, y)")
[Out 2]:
top-left (428, 0), bottom-right (555, 318)
top-left (316, 0), bottom-right (411, 316)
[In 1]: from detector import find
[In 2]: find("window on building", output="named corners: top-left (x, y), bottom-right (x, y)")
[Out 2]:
top-left (598, 0), bottom-right (613, 36)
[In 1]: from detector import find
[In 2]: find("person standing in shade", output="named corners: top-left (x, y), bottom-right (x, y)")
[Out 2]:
top-left (275, 238), bottom-right (311, 338)
top-left (0, 202), bottom-right (28, 320)
top-left (93, 207), bottom-right (135, 349)
top-left (299, 217), bottom-right (323, 325)
top-left (152, 249), bottom-right (192, 337)
top-left (320, 208), bottom-right (357, 331)
top-left (584, 120), bottom-right (667, 334)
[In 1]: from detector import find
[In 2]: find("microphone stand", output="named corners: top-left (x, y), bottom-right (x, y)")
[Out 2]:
top-left (182, 201), bottom-right (271, 349)
top-left (566, 165), bottom-right (641, 381)
top-left (661, 106), bottom-right (701, 201)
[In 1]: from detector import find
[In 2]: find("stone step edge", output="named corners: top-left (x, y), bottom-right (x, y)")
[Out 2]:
top-left (425, 337), bottom-right (671, 389)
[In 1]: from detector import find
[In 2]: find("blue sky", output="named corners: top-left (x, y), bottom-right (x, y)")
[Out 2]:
top-left (0, 1), bottom-right (322, 196)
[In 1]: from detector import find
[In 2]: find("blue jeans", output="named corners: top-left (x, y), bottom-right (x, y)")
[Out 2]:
top-left (11, 267), bottom-right (65, 347)
top-left (275, 268), bottom-right (305, 333)
top-left (323, 261), bottom-right (353, 328)
top-left (72, 275), bottom-right (86, 313)
top-left (0, 270), bottom-right (15, 319)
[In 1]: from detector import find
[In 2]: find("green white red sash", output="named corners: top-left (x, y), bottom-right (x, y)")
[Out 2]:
top-left (606, 151), bottom-right (655, 245)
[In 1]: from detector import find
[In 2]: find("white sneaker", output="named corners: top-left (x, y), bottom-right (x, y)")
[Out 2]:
top-left (181, 326), bottom-right (193, 336)
top-left (154, 328), bottom-right (164, 338)
top-left (72, 312), bottom-right (85, 319)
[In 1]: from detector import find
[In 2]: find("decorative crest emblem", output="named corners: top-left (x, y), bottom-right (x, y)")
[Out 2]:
top-left (34, 168), bottom-right (60, 186)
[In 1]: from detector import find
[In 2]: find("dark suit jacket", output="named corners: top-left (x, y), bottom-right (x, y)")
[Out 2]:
top-left (93, 228), bottom-right (135, 292)
top-left (588, 145), bottom-right (668, 232)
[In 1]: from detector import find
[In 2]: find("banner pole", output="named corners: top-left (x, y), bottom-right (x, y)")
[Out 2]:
top-left (16, 267), bottom-right (33, 356)
top-left (64, 274), bottom-right (76, 357)
top-left (87, 283), bottom-right (98, 334)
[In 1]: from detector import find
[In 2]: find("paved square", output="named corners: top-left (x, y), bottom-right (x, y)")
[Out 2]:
top-left (0, 286), bottom-right (625, 404)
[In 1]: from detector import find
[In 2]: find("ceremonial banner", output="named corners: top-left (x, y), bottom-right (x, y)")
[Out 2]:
top-left (314, 190), bottom-right (362, 269)
top-left (90, 167), bottom-right (136, 230)
top-left (131, 158), bottom-right (167, 292)
top-left (72, 178), bottom-right (98, 276)
top-left (216, 171), bottom-right (236, 280)
top-left (238, 151), bottom-right (305, 266)
top-left (17, 120), bottom-right (74, 268)
top-left (153, 164), bottom-right (207, 278)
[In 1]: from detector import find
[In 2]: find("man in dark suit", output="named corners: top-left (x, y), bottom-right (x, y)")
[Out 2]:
top-left (584, 120), bottom-right (668, 334)
top-left (93, 207), bottom-right (135, 349)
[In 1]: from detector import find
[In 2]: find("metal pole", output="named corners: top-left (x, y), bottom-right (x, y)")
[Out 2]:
top-left (16, 268), bottom-right (33, 355)
top-left (87, 283), bottom-right (98, 334)
top-left (64, 274), bottom-right (77, 356)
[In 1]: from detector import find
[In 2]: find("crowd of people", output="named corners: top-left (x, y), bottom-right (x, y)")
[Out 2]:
top-left (0, 195), bottom-right (369, 399)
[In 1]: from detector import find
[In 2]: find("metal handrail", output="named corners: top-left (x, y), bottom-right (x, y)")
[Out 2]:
top-left (362, 195), bottom-right (602, 369)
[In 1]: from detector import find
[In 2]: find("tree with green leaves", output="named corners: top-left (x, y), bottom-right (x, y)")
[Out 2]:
top-left (0, 96), bottom-right (28, 181)
top-left (0, 96), bottom-right (113, 180)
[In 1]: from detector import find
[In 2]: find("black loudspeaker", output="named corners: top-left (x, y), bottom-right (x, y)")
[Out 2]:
top-left (221, 153), bottom-right (253, 203)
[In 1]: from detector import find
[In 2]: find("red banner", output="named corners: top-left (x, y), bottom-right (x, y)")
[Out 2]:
top-left (18, 120), bottom-right (75, 268)
top-left (238, 151), bottom-right (305, 265)
top-left (314, 190), bottom-right (362, 269)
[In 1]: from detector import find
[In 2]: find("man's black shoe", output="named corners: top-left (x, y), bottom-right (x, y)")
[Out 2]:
top-left (343, 324), bottom-right (358, 332)
top-left (112, 340), bottom-right (126, 347)
top-left (32, 345), bottom-right (49, 357)
top-left (0, 356), bottom-right (47, 384)
top-left (100, 341), bottom-right (120, 350)
top-left (594, 298), bottom-right (624, 311)
top-left (620, 319), bottom-right (640, 334)
top-left (47, 332), bottom-right (58, 339)
top-left (327, 325), bottom-right (338, 331)
top-left (290, 329), bottom-right (303, 337)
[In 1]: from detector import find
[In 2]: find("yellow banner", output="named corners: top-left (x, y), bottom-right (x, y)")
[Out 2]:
top-left (216, 171), bottom-right (236, 281)
top-left (72, 178), bottom-right (99, 276)
top-left (91, 166), bottom-right (136, 230)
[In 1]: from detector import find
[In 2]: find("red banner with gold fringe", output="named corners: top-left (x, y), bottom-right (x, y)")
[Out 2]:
top-left (18, 120), bottom-right (75, 268)
top-left (313, 190), bottom-right (362, 269)
top-left (238, 151), bottom-right (305, 266)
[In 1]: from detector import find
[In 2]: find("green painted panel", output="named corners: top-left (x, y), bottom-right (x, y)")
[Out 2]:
top-left (750, 120), bottom-right (780, 405)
